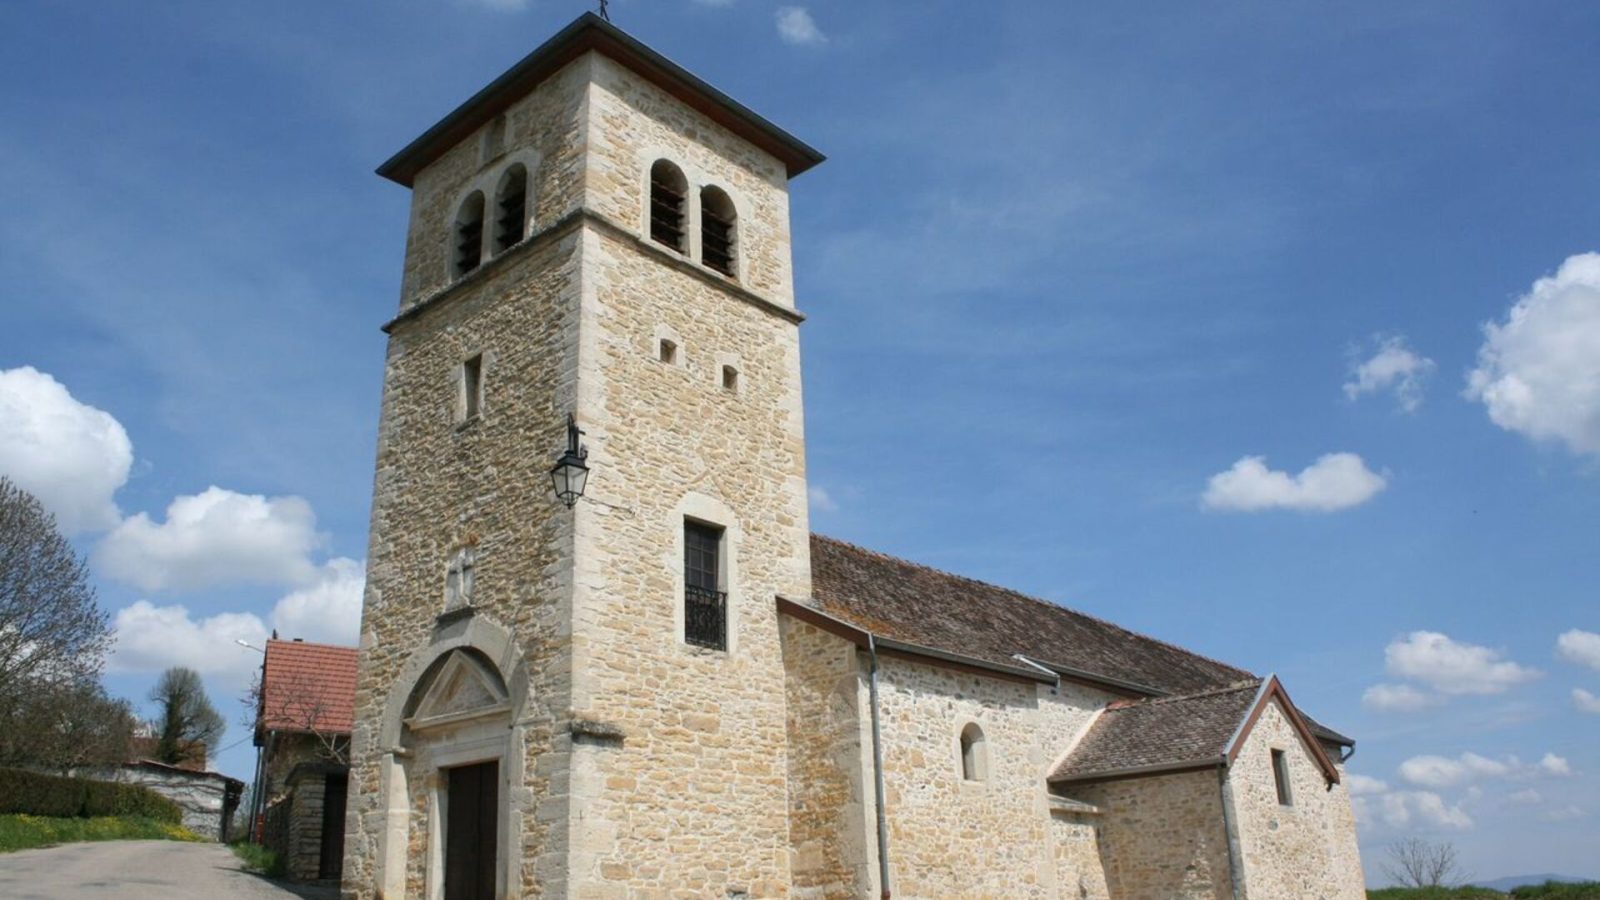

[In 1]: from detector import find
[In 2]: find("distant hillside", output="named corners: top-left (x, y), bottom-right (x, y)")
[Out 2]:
top-left (1476, 876), bottom-right (1595, 892)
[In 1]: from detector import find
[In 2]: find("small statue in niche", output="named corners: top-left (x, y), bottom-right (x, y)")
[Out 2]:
top-left (445, 546), bottom-right (476, 611)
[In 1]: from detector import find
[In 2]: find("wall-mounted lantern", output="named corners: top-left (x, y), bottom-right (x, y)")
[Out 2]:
top-left (550, 414), bottom-right (589, 508)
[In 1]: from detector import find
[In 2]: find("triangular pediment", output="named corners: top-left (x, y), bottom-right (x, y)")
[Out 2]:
top-left (406, 651), bottom-right (510, 731)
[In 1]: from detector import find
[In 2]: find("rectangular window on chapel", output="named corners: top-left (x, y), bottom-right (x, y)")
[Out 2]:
top-left (1272, 749), bottom-right (1293, 806)
top-left (683, 520), bottom-right (726, 651)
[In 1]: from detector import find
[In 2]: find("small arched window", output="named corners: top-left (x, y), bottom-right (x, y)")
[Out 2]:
top-left (700, 186), bottom-right (737, 277)
top-left (454, 192), bottom-right (485, 278)
top-left (960, 723), bottom-right (987, 782)
top-left (649, 160), bottom-right (688, 253)
top-left (493, 165), bottom-right (528, 254)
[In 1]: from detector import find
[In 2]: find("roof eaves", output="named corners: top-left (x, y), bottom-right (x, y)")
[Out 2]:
top-left (377, 12), bottom-right (825, 187)
top-left (776, 596), bottom-right (1055, 685)
top-left (1049, 756), bottom-right (1227, 786)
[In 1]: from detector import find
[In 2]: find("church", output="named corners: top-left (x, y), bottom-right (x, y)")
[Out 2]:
top-left (343, 13), bottom-right (1365, 900)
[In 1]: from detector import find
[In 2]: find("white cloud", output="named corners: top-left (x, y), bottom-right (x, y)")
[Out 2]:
top-left (0, 366), bottom-right (132, 533)
top-left (1508, 788), bottom-right (1542, 804)
top-left (808, 485), bottom-right (839, 513)
top-left (268, 557), bottom-right (365, 645)
top-left (110, 600), bottom-right (268, 682)
top-left (1362, 683), bottom-right (1437, 713)
top-left (1377, 790), bottom-right (1474, 830)
top-left (1538, 753), bottom-right (1572, 777)
top-left (1202, 452), bottom-right (1387, 512)
top-left (690, 0), bottom-right (735, 5)
top-left (1574, 688), bottom-right (1600, 714)
top-left (1345, 334), bottom-right (1436, 412)
top-left (1384, 631), bottom-right (1540, 695)
top-left (94, 486), bottom-right (323, 591)
top-left (1465, 252), bottom-right (1600, 456)
top-left (1556, 628), bottom-right (1600, 671)
top-left (466, 0), bottom-right (528, 10)
top-left (1399, 752), bottom-right (1514, 788)
top-left (1348, 773), bottom-right (1390, 796)
top-left (776, 7), bottom-right (826, 45)
top-left (1540, 805), bottom-right (1586, 822)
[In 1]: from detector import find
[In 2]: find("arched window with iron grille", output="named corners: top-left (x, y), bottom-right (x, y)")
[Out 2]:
top-left (700, 185), bottom-right (737, 278)
top-left (649, 160), bottom-right (688, 253)
top-left (493, 165), bottom-right (528, 254)
top-left (454, 192), bottom-right (486, 278)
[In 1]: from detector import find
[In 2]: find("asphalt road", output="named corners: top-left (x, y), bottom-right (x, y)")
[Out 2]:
top-left (0, 840), bottom-right (338, 900)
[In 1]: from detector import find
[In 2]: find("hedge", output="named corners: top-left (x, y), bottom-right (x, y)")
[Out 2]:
top-left (0, 768), bottom-right (182, 824)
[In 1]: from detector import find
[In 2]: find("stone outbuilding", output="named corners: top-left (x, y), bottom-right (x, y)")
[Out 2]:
top-left (339, 12), bottom-right (1366, 900)
top-left (251, 637), bottom-right (357, 882)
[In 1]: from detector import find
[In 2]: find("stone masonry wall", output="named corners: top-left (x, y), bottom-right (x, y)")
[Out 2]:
top-left (544, 51), bottom-right (811, 900)
top-left (1229, 698), bottom-right (1364, 900)
top-left (1074, 770), bottom-right (1235, 900)
top-left (345, 119), bottom-right (586, 900)
top-left (862, 654), bottom-right (1112, 900)
top-left (287, 773), bottom-right (328, 881)
top-left (779, 617), bottom-right (869, 900)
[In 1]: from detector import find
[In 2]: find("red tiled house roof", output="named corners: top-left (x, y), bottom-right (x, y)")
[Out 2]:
top-left (258, 639), bottom-right (359, 737)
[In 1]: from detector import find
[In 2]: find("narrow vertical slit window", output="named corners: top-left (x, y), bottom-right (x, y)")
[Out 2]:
top-left (493, 165), bottom-right (528, 254)
top-left (721, 364), bottom-right (739, 392)
top-left (462, 354), bottom-right (483, 421)
top-left (1271, 748), bottom-right (1293, 806)
top-left (700, 186), bottom-right (737, 277)
top-left (649, 160), bottom-right (687, 253)
top-left (683, 520), bottom-right (726, 650)
top-left (658, 338), bottom-right (678, 365)
top-left (454, 193), bottom-right (486, 278)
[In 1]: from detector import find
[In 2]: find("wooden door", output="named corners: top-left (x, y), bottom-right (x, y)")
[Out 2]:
top-left (319, 773), bottom-right (348, 880)
top-left (444, 761), bottom-right (499, 900)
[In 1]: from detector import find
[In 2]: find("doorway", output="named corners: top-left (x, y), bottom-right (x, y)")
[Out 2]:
top-left (444, 760), bottom-right (499, 900)
top-left (318, 772), bottom-right (348, 880)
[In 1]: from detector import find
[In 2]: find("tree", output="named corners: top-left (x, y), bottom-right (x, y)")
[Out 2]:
top-left (149, 666), bottom-right (225, 767)
top-left (242, 669), bottom-right (349, 765)
top-left (0, 676), bottom-right (136, 771)
top-left (1381, 837), bottom-right (1468, 889)
top-left (0, 477), bottom-right (126, 770)
top-left (0, 477), bottom-right (110, 695)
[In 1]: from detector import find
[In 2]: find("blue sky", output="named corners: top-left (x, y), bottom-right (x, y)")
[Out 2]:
top-left (2, 0), bottom-right (1598, 884)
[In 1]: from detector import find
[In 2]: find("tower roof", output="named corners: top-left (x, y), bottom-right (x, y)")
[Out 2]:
top-left (377, 12), bottom-right (826, 187)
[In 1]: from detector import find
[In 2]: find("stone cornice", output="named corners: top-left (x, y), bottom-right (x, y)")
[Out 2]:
top-left (382, 207), bottom-right (805, 335)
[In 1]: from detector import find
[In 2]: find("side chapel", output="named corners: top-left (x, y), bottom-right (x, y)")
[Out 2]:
top-left (343, 13), bottom-right (1366, 900)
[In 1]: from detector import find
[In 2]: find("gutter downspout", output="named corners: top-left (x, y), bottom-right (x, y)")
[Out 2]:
top-left (867, 634), bottom-right (892, 900)
top-left (1217, 764), bottom-right (1246, 900)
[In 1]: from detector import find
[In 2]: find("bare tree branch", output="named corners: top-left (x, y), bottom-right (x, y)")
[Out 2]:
top-left (1381, 838), bottom-right (1469, 888)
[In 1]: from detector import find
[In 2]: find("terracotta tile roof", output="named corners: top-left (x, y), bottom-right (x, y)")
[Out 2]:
top-left (1048, 680), bottom-right (1263, 783)
top-left (259, 639), bottom-right (359, 735)
top-left (808, 534), bottom-right (1253, 696)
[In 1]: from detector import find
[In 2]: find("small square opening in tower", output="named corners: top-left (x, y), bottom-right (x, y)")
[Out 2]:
top-left (659, 339), bottom-right (678, 365)
top-left (721, 365), bottom-right (739, 392)
top-left (462, 354), bottom-right (483, 420)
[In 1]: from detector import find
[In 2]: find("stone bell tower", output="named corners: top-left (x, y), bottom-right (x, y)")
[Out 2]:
top-left (343, 13), bottom-right (825, 900)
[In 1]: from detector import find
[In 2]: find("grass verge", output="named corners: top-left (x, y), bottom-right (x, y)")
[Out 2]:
top-left (0, 814), bottom-right (203, 853)
top-left (229, 840), bottom-right (287, 878)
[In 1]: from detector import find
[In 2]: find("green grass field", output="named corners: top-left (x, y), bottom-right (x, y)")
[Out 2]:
top-left (0, 813), bottom-right (203, 853)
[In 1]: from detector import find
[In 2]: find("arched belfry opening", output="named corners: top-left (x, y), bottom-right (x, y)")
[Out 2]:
top-left (649, 159), bottom-right (688, 253)
top-left (699, 185), bottom-right (737, 277)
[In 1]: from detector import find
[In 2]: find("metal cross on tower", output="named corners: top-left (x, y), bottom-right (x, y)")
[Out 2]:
top-left (598, 0), bottom-right (610, 22)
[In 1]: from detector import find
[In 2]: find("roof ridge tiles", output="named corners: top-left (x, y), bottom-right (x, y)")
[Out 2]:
top-left (809, 532), bottom-right (1253, 682)
top-left (1104, 678), bottom-right (1265, 711)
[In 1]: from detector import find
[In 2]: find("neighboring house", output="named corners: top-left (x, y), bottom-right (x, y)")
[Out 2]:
top-left (71, 759), bottom-right (243, 841)
top-left (340, 13), bottom-right (1365, 900)
top-left (252, 637), bottom-right (358, 882)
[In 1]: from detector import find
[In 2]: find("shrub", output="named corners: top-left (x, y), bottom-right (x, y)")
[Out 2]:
top-left (0, 768), bottom-right (181, 824)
